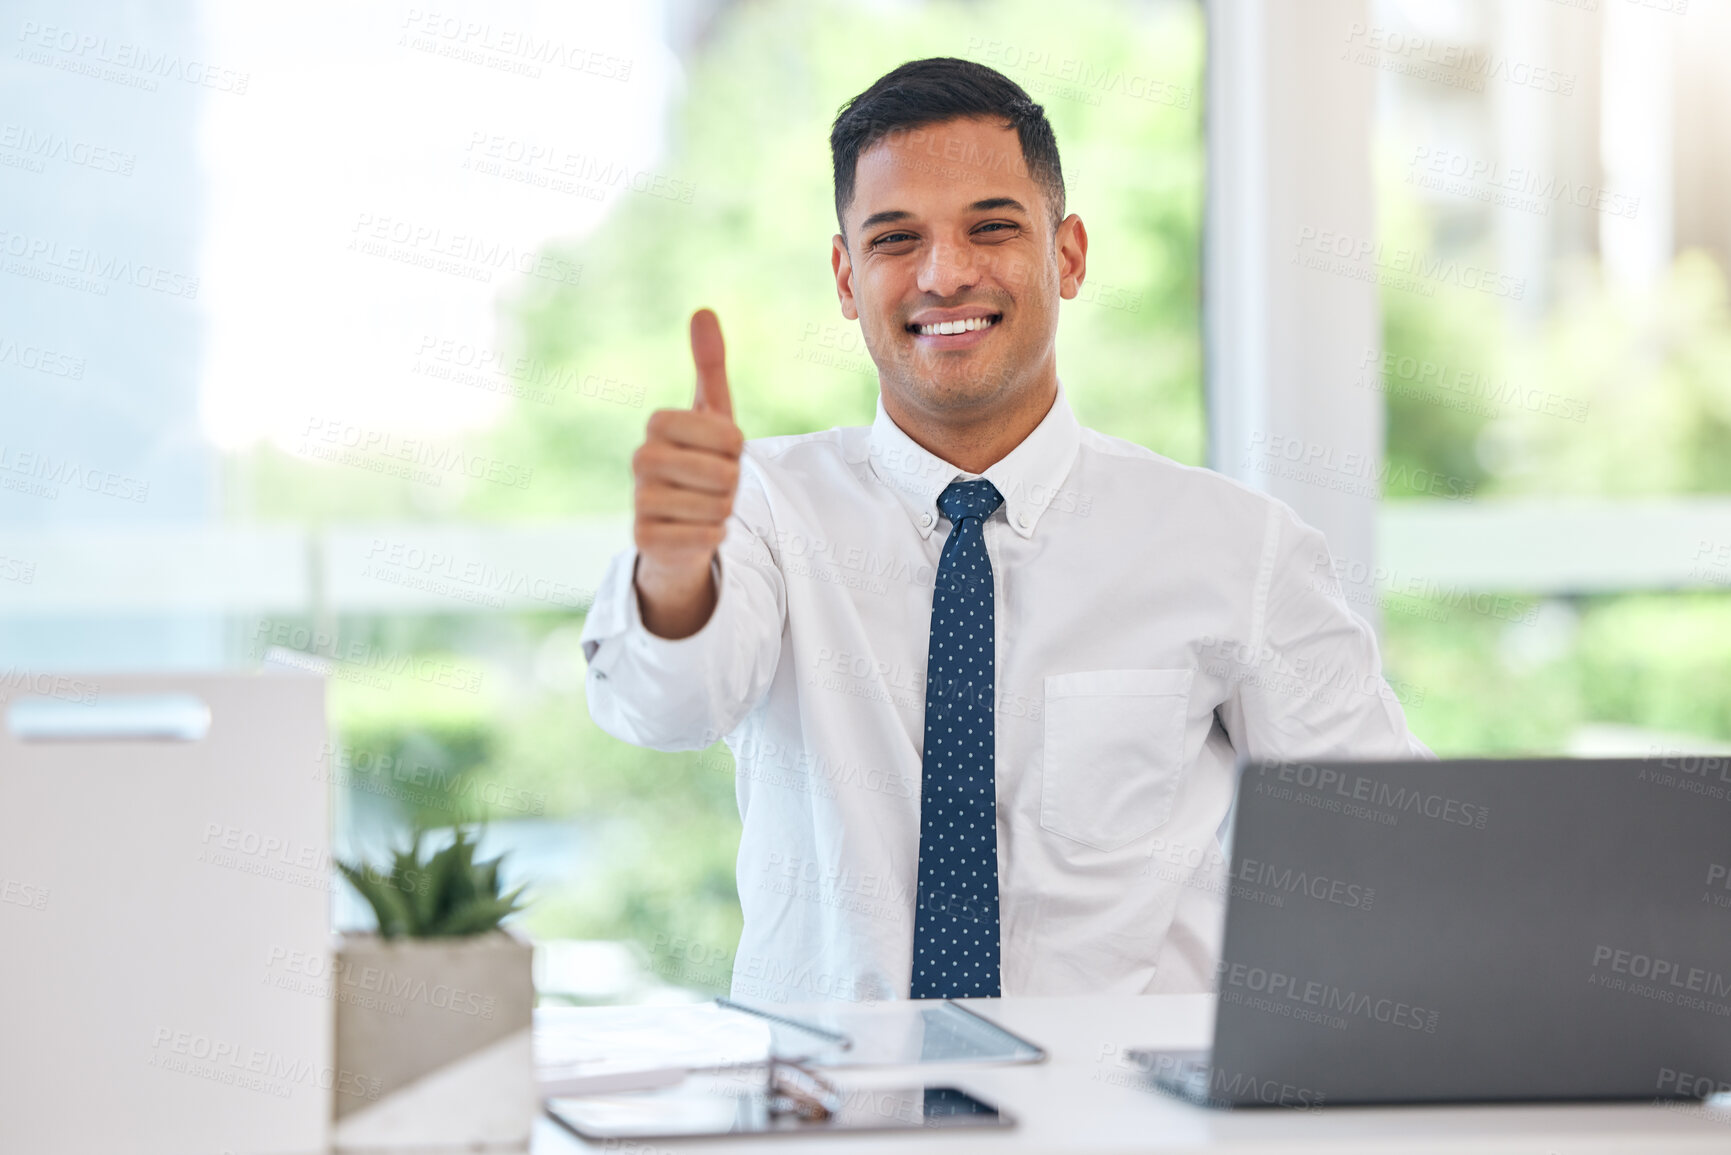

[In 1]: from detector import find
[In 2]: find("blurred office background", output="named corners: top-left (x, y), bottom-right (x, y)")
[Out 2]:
top-left (4, 0), bottom-right (1729, 1003)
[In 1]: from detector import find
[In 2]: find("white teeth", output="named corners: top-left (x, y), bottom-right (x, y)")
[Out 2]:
top-left (916, 316), bottom-right (997, 337)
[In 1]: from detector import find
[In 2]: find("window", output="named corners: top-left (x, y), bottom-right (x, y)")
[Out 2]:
top-left (1365, 0), bottom-right (1731, 758)
top-left (0, 0), bottom-right (1205, 1004)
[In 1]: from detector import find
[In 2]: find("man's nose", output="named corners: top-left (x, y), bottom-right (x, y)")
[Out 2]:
top-left (915, 236), bottom-right (981, 298)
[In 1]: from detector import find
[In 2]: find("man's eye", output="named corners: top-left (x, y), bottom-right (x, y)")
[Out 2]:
top-left (975, 222), bottom-right (1016, 235)
top-left (871, 232), bottom-right (916, 248)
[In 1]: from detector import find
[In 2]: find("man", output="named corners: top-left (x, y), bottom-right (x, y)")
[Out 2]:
top-left (581, 57), bottom-right (1430, 1004)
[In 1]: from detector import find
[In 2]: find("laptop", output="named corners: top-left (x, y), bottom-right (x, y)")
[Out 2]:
top-left (1134, 756), bottom-right (1731, 1108)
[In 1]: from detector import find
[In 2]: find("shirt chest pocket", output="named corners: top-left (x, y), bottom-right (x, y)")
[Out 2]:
top-left (1040, 668), bottom-right (1195, 852)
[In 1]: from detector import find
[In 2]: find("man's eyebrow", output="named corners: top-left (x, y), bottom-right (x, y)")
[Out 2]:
top-left (856, 198), bottom-right (1030, 234)
top-left (858, 209), bottom-right (914, 233)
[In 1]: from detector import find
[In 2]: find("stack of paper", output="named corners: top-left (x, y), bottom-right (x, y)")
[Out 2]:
top-left (535, 1003), bottom-right (772, 1096)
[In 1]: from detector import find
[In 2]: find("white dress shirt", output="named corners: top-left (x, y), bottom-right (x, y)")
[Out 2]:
top-left (580, 380), bottom-right (1431, 1004)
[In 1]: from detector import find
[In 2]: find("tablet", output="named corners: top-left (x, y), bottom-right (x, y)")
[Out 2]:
top-left (546, 1077), bottom-right (1012, 1141)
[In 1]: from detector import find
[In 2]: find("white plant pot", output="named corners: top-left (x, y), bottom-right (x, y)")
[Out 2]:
top-left (331, 928), bottom-right (535, 1151)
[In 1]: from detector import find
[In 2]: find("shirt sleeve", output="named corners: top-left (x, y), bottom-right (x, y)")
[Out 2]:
top-left (579, 454), bottom-right (786, 752)
top-left (1218, 500), bottom-right (1436, 762)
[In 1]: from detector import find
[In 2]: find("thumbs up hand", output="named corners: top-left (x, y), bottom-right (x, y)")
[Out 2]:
top-left (631, 309), bottom-right (746, 638)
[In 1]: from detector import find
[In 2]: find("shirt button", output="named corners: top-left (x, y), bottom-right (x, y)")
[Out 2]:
top-left (920, 512), bottom-right (934, 528)
top-left (1017, 512), bottom-right (1030, 529)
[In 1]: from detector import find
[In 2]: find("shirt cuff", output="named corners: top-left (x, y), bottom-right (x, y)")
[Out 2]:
top-left (580, 548), bottom-right (727, 683)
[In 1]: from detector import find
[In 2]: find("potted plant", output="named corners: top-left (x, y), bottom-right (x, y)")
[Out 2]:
top-left (331, 826), bottom-right (535, 1150)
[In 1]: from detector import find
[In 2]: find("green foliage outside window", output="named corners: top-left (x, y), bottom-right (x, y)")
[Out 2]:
top-left (233, 0), bottom-right (1731, 994)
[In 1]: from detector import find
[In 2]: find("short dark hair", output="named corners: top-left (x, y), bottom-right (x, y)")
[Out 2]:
top-left (829, 57), bottom-right (1066, 239)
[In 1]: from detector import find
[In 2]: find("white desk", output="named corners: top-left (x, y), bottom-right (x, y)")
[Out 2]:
top-left (522, 994), bottom-right (1731, 1154)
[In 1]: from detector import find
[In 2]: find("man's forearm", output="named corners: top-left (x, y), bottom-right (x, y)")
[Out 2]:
top-left (635, 556), bottom-right (719, 639)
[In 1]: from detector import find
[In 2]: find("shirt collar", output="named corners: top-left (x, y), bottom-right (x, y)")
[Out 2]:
top-left (864, 379), bottom-right (1081, 540)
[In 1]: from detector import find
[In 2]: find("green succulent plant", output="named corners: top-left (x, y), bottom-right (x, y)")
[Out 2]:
top-left (337, 826), bottom-right (527, 939)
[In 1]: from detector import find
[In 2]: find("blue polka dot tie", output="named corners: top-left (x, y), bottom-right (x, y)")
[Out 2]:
top-left (911, 478), bottom-right (1004, 999)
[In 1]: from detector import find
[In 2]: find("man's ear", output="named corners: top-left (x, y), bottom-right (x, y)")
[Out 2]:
top-left (832, 233), bottom-right (859, 321)
top-left (1055, 214), bottom-right (1088, 301)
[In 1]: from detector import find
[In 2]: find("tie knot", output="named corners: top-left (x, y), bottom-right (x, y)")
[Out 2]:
top-left (937, 478), bottom-right (1003, 523)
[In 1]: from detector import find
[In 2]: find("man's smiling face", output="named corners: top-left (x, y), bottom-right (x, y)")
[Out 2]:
top-left (831, 116), bottom-right (1086, 428)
